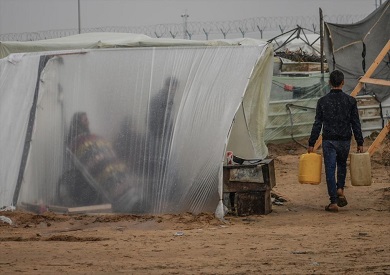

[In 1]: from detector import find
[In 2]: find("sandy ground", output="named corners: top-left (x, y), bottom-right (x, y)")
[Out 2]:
top-left (1, 138), bottom-right (389, 275)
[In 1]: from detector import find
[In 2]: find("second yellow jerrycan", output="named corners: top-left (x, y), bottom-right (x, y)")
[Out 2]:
top-left (298, 153), bottom-right (322, 185)
top-left (350, 152), bottom-right (372, 186)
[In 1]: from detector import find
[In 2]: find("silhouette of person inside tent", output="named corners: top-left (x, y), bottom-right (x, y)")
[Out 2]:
top-left (58, 112), bottom-right (140, 212)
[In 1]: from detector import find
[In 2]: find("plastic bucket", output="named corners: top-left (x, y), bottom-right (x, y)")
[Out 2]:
top-left (298, 153), bottom-right (322, 185)
top-left (350, 152), bottom-right (372, 186)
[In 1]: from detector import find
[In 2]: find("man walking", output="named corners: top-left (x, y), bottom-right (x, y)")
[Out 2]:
top-left (308, 70), bottom-right (364, 212)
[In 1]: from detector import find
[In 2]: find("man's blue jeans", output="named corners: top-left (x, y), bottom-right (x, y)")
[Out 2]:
top-left (322, 140), bottom-right (351, 204)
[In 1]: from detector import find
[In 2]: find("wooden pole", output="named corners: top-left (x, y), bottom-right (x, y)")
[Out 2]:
top-left (319, 8), bottom-right (324, 74)
top-left (367, 121), bottom-right (390, 155)
top-left (349, 40), bottom-right (390, 97)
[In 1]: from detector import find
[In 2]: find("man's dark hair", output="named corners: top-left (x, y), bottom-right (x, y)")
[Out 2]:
top-left (329, 70), bottom-right (344, 87)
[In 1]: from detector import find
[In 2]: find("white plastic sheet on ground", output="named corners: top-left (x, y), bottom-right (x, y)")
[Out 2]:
top-left (0, 41), bottom-right (273, 216)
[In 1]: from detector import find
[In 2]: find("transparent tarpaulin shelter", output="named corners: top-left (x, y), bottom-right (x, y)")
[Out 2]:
top-left (264, 72), bottom-right (329, 144)
top-left (0, 37), bottom-right (274, 218)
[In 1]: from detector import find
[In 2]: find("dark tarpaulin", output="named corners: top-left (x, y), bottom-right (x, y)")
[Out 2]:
top-left (324, 0), bottom-right (390, 101)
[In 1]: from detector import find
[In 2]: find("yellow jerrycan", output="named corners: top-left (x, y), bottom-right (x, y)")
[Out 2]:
top-left (298, 153), bottom-right (322, 185)
top-left (350, 152), bottom-right (372, 186)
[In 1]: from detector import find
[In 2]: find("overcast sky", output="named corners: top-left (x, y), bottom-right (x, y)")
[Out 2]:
top-left (0, 0), bottom-right (380, 36)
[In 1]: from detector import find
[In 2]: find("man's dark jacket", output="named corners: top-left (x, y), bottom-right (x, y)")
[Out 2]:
top-left (308, 89), bottom-right (364, 147)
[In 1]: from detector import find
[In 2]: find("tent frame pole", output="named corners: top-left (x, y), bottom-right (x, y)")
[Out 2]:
top-left (13, 56), bottom-right (51, 206)
top-left (319, 8), bottom-right (324, 75)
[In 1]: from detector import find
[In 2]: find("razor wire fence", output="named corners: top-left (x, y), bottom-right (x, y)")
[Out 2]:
top-left (0, 14), bottom-right (367, 42)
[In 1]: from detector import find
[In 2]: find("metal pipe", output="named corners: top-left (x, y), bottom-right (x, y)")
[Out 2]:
top-left (319, 8), bottom-right (324, 74)
top-left (78, 0), bottom-right (81, 34)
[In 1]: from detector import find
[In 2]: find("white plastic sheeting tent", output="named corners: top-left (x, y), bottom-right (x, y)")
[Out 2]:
top-left (0, 34), bottom-right (274, 217)
top-left (0, 32), bottom-right (261, 59)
